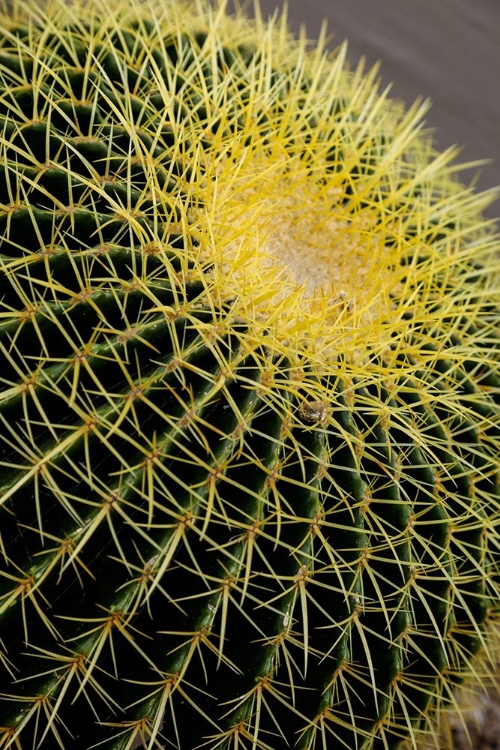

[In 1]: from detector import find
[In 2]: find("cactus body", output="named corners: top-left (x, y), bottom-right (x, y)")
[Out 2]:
top-left (0, 0), bottom-right (499, 748)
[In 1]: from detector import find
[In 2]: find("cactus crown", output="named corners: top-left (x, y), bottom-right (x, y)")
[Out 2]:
top-left (0, 0), bottom-right (499, 748)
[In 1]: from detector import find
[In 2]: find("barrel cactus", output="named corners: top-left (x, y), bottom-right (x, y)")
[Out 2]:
top-left (0, 0), bottom-right (499, 747)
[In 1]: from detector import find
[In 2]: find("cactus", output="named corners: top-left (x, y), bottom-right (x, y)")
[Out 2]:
top-left (0, 0), bottom-right (499, 747)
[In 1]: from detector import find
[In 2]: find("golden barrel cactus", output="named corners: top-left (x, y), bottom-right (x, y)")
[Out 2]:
top-left (0, 0), bottom-right (499, 748)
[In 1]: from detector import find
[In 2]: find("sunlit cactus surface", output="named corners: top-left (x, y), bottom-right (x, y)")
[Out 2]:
top-left (0, 0), bottom-right (499, 748)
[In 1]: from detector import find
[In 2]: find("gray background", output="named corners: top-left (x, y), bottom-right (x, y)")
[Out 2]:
top-left (251, 0), bottom-right (500, 218)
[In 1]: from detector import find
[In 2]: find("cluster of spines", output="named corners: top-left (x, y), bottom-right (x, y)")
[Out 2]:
top-left (0, 0), bottom-right (499, 748)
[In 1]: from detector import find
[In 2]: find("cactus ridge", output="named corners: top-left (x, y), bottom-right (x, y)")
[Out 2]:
top-left (0, 0), bottom-right (499, 748)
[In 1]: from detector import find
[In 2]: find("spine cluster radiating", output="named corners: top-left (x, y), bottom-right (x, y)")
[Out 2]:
top-left (0, 0), bottom-right (499, 748)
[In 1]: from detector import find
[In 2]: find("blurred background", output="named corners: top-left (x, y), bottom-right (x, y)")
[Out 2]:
top-left (250, 0), bottom-right (500, 219)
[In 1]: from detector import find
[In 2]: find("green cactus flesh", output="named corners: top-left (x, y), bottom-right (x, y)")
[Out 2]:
top-left (0, 0), bottom-right (499, 748)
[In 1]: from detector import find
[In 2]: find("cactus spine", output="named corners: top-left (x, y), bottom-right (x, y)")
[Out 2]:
top-left (0, 0), bottom-right (499, 748)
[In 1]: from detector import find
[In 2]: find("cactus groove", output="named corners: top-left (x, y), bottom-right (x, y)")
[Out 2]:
top-left (0, 0), bottom-right (499, 748)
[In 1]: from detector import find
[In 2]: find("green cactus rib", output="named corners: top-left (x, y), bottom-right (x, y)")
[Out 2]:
top-left (0, 1), bottom-right (499, 749)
